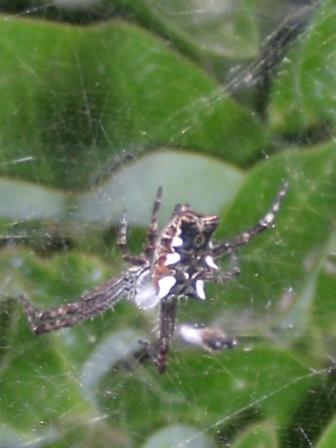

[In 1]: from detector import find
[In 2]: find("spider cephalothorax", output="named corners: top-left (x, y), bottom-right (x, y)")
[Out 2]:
top-left (20, 183), bottom-right (288, 373)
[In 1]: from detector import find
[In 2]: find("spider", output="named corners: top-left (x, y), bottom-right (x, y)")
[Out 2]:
top-left (20, 183), bottom-right (288, 373)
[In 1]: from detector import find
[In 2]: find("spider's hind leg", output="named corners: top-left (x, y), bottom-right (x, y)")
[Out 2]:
top-left (19, 294), bottom-right (48, 334)
top-left (19, 294), bottom-right (83, 334)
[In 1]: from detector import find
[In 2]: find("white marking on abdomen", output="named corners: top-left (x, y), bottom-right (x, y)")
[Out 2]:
top-left (158, 276), bottom-right (176, 299)
top-left (165, 252), bottom-right (181, 266)
top-left (172, 236), bottom-right (183, 247)
top-left (195, 279), bottom-right (206, 300)
top-left (205, 255), bottom-right (218, 270)
top-left (179, 325), bottom-right (203, 346)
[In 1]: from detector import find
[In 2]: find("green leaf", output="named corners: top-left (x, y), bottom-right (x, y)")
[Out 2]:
top-left (0, 150), bottom-right (244, 227)
top-left (231, 421), bottom-right (278, 448)
top-left (207, 142), bottom-right (336, 340)
top-left (299, 0), bottom-right (336, 125)
top-left (75, 149), bottom-right (245, 226)
top-left (269, 0), bottom-right (336, 132)
top-left (98, 345), bottom-right (320, 443)
top-left (0, 248), bottom-right (119, 441)
top-left (0, 3), bottom-right (334, 447)
top-left (312, 269), bottom-right (336, 337)
top-left (316, 418), bottom-right (336, 448)
top-left (268, 44), bottom-right (317, 134)
top-left (0, 17), bottom-right (267, 189)
top-left (0, 312), bottom-right (91, 429)
top-left (1, 142), bottom-right (335, 442)
top-left (0, 178), bottom-right (66, 220)
top-left (143, 424), bottom-right (216, 448)
top-left (0, 247), bottom-right (138, 438)
top-left (309, 235), bottom-right (336, 359)
top-left (131, 0), bottom-right (259, 59)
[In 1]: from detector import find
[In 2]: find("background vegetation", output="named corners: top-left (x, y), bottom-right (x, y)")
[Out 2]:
top-left (1, 0), bottom-right (336, 446)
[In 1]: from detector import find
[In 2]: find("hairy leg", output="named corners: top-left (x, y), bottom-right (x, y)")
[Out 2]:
top-left (116, 211), bottom-right (146, 265)
top-left (20, 273), bottom-right (128, 334)
top-left (144, 186), bottom-right (163, 260)
top-left (155, 296), bottom-right (177, 374)
top-left (212, 182), bottom-right (288, 258)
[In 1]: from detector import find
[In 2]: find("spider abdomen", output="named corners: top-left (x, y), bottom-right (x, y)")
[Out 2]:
top-left (152, 204), bottom-right (219, 301)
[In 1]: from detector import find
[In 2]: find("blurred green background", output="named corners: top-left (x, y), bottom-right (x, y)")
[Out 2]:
top-left (1, 0), bottom-right (336, 447)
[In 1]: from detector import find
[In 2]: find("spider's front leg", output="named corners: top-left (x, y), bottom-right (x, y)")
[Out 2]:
top-left (212, 182), bottom-right (288, 258)
top-left (117, 186), bottom-right (162, 265)
top-left (144, 186), bottom-right (163, 260)
top-left (116, 211), bottom-right (146, 265)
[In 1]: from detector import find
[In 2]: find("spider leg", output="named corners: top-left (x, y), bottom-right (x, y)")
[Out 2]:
top-left (20, 293), bottom-right (41, 333)
top-left (212, 182), bottom-right (288, 258)
top-left (19, 273), bottom-right (128, 334)
top-left (155, 296), bottom-right (177, 374)
top-left (117, 211), bottom-right (146, 265)
top-left (20, 293), bottom-right (102, 334)
top-left (144, 186), bottom-right (163, 260)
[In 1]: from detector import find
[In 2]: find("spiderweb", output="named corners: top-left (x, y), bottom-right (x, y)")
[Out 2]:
top-left (1, 1), bottom-right (336, 447)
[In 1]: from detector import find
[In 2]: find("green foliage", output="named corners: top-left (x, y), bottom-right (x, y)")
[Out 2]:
top-left (0, 1), bottom-right (336, 447)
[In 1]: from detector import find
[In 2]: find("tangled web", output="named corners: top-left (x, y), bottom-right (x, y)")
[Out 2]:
top-left (1, 1), bottom-right (336, 447)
